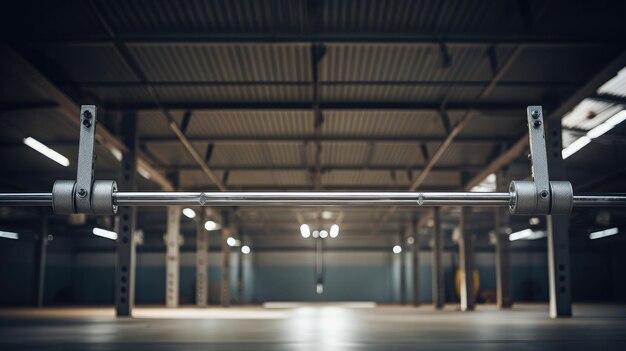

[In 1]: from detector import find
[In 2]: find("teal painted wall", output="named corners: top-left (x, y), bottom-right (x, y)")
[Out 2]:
top-left (0, 246), bottom-right (621, 306)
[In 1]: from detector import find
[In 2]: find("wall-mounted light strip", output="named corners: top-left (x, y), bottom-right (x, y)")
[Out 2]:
top-left (589, 227), bottom-right (619, 240)
top-left (563, 110), bottom-right (626, 159)
top-left (182, 208), bottom-right (196, 219)
top-left (23, 137), bottom-right (70, 167)
top-left (92, 227), bottom-right (118, 240)
top-left (509, 228), bottom-right (547, 241)
top-left (0, 231), bottom-right (19, 240)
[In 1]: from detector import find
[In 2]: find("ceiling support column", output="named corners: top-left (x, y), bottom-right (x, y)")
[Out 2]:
top-left (166, 206), bottom-right (181, 308)
top-left (432, 207), bottom-right (445, 309)
top-left (399, 232), bottom-right (407, 305)
top-left (221, 210), bottom-right (231, 307)
top-left (116, 112), bottom-right (137, 317)
top-left (237, 236), bottom-right (244, 304)
top-left (196, 211), bottom-right (209, 307)
top-left (495, 173), bottom-right (513, 309)
top-left (546, 118), bottom-right (572, 318)
top-left (412, 216), bottom-right (420, 307)
top-left (459, 207), bottom-right (476, 311)
top-left (33, 210), bottom-right (48, 307)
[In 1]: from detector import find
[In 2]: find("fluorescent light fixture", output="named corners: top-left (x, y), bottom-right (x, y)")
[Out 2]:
top-left (319, 230), bottom-right (328, 238)
top-left (241, 245), bottom-right (251, 254)
top-left (182, 208), bottom-right (196, 219)
top-left (92, 227), bottom-right (118, 240)
top-left (587, 110), bottom-right (626, 138)
top-left (137, 166), bottom-right (152, 179)
top-left (0, 231), bottom-right (19, 240)
top-left (392, 245), bottom-right (402, 254)
top-left (204, 220), bottom-right (221, 231)
top-left (562, 136), bottom-right (591, 159)
top-left (329, 224), bottom-right (339, 238)
top-left (300, 224), bottom-right (310, 238)
top-left (470, 173), bottom-right (496, 192)
top-left (563, 110), bottom-right (626, 159)
top-left (23, 137), bottom-right (70, 167)
top-left (509, 228), bottom-right (546, 241)
top-left (227, 237), bottom-right (237, 247)
top-left (589, 227), bottom-right (619, 240)
top-left (312, 230), bottom-right (319, 238)
top-left (109, 147), bottom-right (123, 161)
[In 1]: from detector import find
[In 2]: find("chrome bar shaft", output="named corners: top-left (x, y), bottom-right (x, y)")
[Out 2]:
top-left (0, 193), bottom-right (53, 206)
top-left (112, 191), bottom-right (512, 206)
top-left (572, 195), bottom-right (626, 207)
top-left (2, 192), bottom-right (626, 208)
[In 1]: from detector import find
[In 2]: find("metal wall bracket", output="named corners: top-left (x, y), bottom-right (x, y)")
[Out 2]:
top-left (51, 105), bottom-right (117, 215)
top-left (508, 106), bottom-right (573, 215)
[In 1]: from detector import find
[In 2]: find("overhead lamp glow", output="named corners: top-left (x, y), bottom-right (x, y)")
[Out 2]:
top-left (227, 237), bottom-right (237, 247)
top-left (509, 228), bottom-right (546, 241)
top-left (529, 217), bottom-right (540, 225)
top-left (241, 245), bottom-right (251, 254)
top-left (92, 227), bottom-right (118, 240)
top-left (182, 208), bottom-right (196, 219)
top-left (137, 166), bottom-right (152, 179)
top-left (329, 224), bottom-right (339, 238)
top-left (392, 245), bottom-right (402, 254)
top-left (319, 230), bottom-right (328, 238)
top-left (562, 136), bottom-right (591, 159)
top-left (321, 211), bottom-right (333, 219)
top-left (0, 231), bottom-right (19, 240)
top-left (563, 110), bottom-right (626, 159)
top-left (312, 230), bottom-right (319, 239)
top-left (109, 147), bottom-right (123, 161)
top-left (23, 137), bottom-right (70, 167)
top-left (589, 227), bottom-right (619, 240)
top-left (300, 224), bottom-right (311, 238)
top-left (204, 220), bottom-right (221, 231)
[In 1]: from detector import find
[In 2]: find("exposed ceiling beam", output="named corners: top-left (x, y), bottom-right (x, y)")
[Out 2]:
top-left (61, 80), bottom-right (581, 88)
top-left (105, 102), bottom-right (528, 113)
top-left (87, 0), bottom-right (226, 192)
top-left (140, 135), bottom-right (512, 144)
top-left (410, 46), bottom-right (524, 191)
top-left (25, 33), bottom-right (621, 46)
top-left (0, 43), bottom-right (174, 191)
top-left (377, 46), bottom-right (524, 231)
top-left (464, 49), bottom-right (626, 191)
top-left (154, 164), bottom-right (482, 172)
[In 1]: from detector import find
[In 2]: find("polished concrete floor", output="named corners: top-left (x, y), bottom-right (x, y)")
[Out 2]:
top-left (1, 304), bottom-right (625, 350)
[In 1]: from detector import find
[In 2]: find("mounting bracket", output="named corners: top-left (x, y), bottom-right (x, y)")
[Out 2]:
top-left (52, 105), bottom-right (117, 215)
top-left (508, 106), bottom-right (573, 215)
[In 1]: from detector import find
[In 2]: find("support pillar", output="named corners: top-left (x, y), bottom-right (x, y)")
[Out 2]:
top-left (459, 207), bottom-right (476, 311)
top-left (495, 174), bottom-right (513, 309)
top-left (546, 118), bottom-right (572, 318)
top-left (432, 207), bottom-right (445, 309)
top-left (221, 210), bottom-right (231, 307)
top-left (33, 210), bottom-right (48, 307)
top-left (237, 235), bottom-right (244, 304)
top-left (166, 206), bottom-right (181, 308)
top-left (399, 232), bottom-right (406, 305)
top-left (116, 112), bottom-right (137, 317)
top-left (412, 216), bottom-right (420, 306)
top-left (196, 211), bottom-right (208, 307)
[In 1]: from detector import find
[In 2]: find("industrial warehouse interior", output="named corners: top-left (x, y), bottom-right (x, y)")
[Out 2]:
top-left (1, 0), bottom-right (626, 350)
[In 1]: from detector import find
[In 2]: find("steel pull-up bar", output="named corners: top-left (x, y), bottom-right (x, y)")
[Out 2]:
top-left (0, 105), bottom-right (625, 214)
top-left (0, 191), bottom-right (624, 208)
